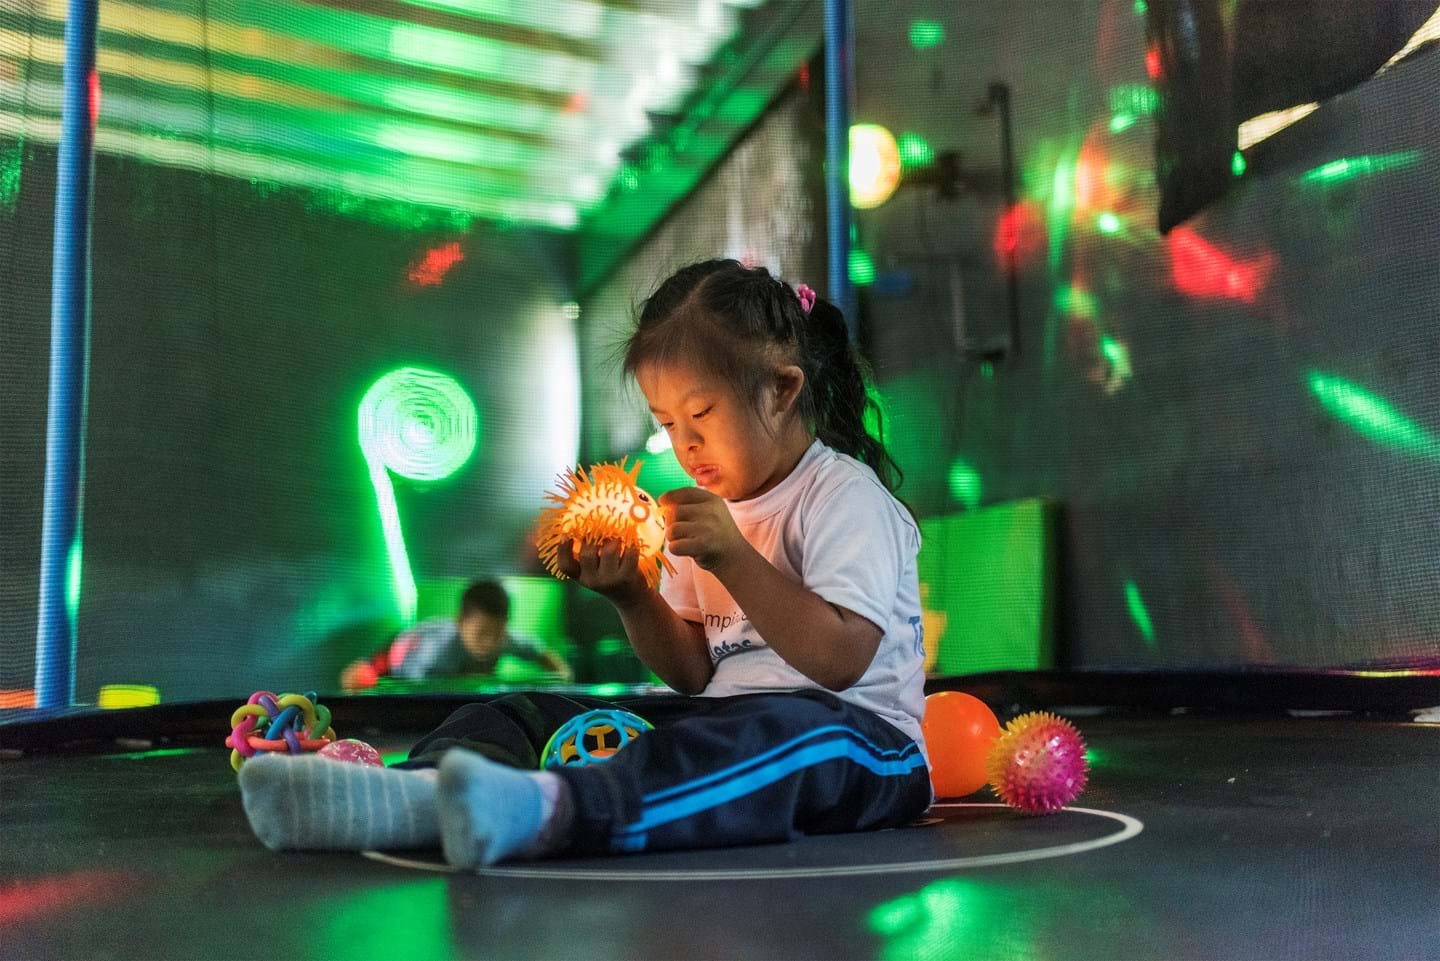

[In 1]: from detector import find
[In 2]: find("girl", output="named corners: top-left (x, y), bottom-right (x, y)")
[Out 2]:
top-left (239, 259), bottom-right (931, 866)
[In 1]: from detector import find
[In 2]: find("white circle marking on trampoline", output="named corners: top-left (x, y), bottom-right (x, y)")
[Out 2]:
top-left (362, 804), bottom-right (1144, 881)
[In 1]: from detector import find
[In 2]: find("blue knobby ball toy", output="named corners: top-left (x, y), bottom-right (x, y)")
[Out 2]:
top-left (540, 708), bottom-right (653, 769)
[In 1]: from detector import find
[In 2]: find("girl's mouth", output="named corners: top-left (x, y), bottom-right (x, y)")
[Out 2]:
top-left (692, 465), bottom-right (720, 487)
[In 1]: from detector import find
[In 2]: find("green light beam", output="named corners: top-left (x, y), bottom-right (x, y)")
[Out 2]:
top-left (1307, 370), bottom-right (1440, 462)
top-left (66, 538), bottom-right (83, 626)
top-left (1298, 151), bottom-right (1421, 186)
top-left (1124, 580), bottom-right (1156, 648)
top-left (1047, 146), bottom-right (1078, 274)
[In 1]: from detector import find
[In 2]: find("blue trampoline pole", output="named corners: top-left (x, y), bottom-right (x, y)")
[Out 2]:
top-left (35, 0), bottom-right (99, 708)
top-left (823, 0), bottom-right (856, 341)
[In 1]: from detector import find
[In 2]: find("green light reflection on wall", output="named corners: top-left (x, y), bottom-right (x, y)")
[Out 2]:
top-left (1047, 147), bottom-right (1079, 274)
top-left (849, 248), bottom-right (877, 286)
top-left (0, 141), bottom-right (21, 212)
top-left (1298, 151), bottom-right (1421, 186)
top-left (1307, 370), bottom-right (1440, 461)
top-left (909, 20), bottom-right (945, 49)
top-left (1054, 283), bottom-right (1096, 319)
top-left (898, 132), bottom-right (935, 169)
top-left (1124, 580), bottom-right (1156, 648)
top-left (586, 682), bottom-right (631, 698)
top-left (1108, 84), bottom-right (1158, 118)
top-left (947, 459), bottom-right (983, 510)
top-left (634, 452), bottom-right (694, 499)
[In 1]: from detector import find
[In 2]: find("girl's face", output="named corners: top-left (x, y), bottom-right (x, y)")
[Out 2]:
top-left (637, 361), bottom-right (809, 501)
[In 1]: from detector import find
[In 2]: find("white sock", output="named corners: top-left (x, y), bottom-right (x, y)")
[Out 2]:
top-left (238, 754), bottom-right (439, 851)
top-left (436, 749), bottom-right (575, 868)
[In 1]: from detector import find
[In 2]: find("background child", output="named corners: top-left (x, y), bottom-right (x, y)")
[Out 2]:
top-left (239, 259), bottom-right (930, 866)
top-left (338, 579), bottom-right (571, 690)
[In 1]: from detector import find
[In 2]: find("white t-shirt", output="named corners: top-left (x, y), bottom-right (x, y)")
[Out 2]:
top-left (660, 439), bottom-right (928, 757)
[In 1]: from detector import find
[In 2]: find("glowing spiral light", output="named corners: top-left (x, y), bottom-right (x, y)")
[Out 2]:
top-left (358, 367), bottom-right (478, 623)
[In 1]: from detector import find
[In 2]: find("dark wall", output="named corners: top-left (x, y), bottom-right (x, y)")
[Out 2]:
top-left (1, 145), bottom-right (577, 701)
top-left (852, 0), bottom-right (1440, 670)
top-left (579, 84), bottom-right (827, 464)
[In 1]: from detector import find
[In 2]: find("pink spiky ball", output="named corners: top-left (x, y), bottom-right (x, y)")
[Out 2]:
top-left (985, 711), bottom-right (1089, 815)
top-left (317, 738), bottom-right (383, 767)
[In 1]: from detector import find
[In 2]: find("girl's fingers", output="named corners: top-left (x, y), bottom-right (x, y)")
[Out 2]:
top-left (555, 538), bottom-right (581, 577)
top-left (619, 545), bottom-right (639, 574)
top-left (666, 537), bottom-right (698, 558)
top-left (596, 540), bottom-right (621, 578)
top-left (561, 538), bottom-right (647, 591)
top-left (666, 521), bottom-right (700, 542)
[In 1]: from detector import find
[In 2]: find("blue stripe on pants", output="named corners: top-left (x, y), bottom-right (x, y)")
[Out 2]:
top-left (641, 723), bottom-right (921, 805)
top-left (617, 728), bottom-right (925, 843)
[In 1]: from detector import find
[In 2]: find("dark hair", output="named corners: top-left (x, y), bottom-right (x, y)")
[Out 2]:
top-left (623, 259), bottom-right (903, 493)
top-left (460, 580), bottom-right (509, 620)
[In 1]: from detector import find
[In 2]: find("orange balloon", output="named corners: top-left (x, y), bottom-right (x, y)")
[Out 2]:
top-left (921, 691), bottom-right (1001, 797)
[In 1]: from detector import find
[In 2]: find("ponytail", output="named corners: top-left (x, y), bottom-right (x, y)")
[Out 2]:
top-left (801, 297), bottom-right (904, 494)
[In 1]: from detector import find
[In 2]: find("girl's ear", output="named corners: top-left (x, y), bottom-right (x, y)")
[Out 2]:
top-left (772, 365), bottom-right (805, 416)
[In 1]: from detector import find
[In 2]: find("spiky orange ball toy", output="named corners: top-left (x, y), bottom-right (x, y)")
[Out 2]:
top-left (535, 458), bottom-right (676, 591)
top-left (985, 711), bottom-right (1089, 815)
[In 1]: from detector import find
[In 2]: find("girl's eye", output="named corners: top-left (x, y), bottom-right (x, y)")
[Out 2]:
top-left (693, 406), bottom-right (713, 420)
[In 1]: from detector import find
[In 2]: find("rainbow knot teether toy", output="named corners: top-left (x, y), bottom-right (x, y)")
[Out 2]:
top-left (226, 691), bottom-right (337, 772)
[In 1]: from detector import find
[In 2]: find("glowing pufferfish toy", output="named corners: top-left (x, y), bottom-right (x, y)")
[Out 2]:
top-left (535, 459), bottom-right (676, 590)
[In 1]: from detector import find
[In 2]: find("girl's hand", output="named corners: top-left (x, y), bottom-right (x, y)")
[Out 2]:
top-left (555, 536), bottom-right (649, 606)
top-left (660, 487), bottom-right (748, 573)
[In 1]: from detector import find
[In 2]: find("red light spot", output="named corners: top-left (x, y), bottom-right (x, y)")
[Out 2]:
top-left (798, 62), bottom-right (810, 91)
top-left (1209, 562), bottom-right (1277, 664)
top-left (1074, 146), bottom-right (1102, 213)
top-left (993, 201), bottom-right (1045, 268)
top-left (564, 91), bottom-right (588, 114)
top-left (1166, 227), bottom-right (1274, 303)
top-left (88, 70), bottom-right (100, 128)
top-left (1145, 46), bottom-right (1161, 80)
top-left (407, 242), bottom-right (465, 287)
top-left (0, 870), bottom-right (131, 926)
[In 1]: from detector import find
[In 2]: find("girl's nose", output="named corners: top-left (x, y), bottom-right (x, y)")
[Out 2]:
top-left (676, 424), bottom-right (702, 448)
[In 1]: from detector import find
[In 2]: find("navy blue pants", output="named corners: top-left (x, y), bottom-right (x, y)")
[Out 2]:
top-left (397, 690), bottom-right (932, 856)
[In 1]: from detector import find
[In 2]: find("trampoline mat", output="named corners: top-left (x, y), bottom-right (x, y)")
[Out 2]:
top-left (2, 712), bottom-right (1437, 960)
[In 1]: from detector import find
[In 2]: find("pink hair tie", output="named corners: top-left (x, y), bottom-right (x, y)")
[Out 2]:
top-left (795, 283), bottom-right (816, 315)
